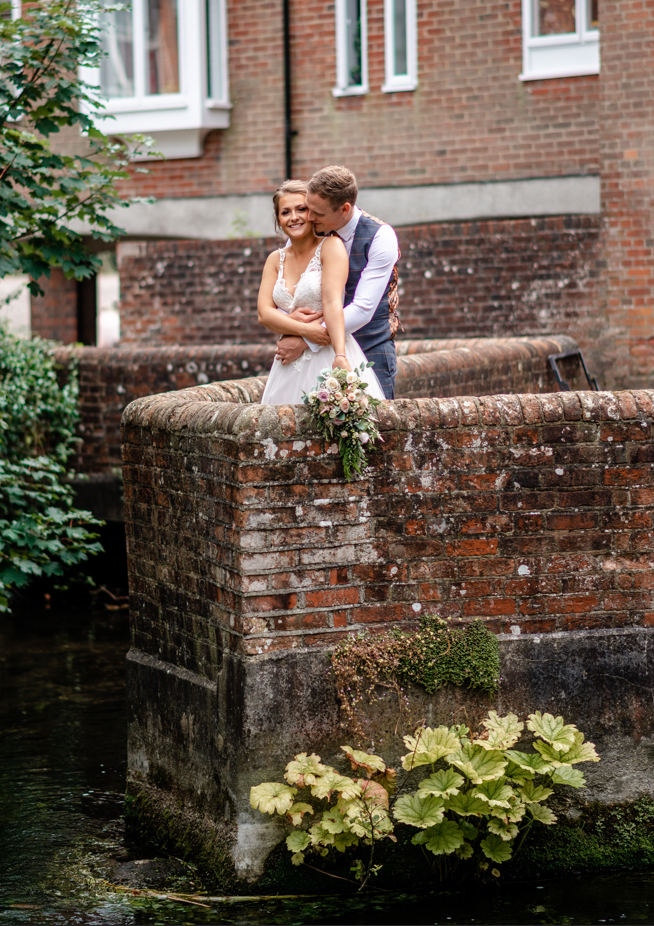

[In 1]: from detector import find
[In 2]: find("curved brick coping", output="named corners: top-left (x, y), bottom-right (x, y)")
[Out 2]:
top-left (123, 384), bottom-right (654, 441)
top-left (396, 335), bottom-right (578, 358)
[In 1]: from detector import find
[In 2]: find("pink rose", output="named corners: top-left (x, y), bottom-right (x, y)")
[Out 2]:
top-left (339, 397), bottom-right (350, 413)
top-left (317, 389), bottom-right (330, 402)
top-left (359, 431), bottom-right (370, 444)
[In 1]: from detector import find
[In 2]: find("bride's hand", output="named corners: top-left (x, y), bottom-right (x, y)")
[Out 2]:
top-left (332, 354), bottom-right (352, 372)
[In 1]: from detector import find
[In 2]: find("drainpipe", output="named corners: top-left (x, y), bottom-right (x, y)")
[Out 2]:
top-left (283, 0), bottom-right (293, 179)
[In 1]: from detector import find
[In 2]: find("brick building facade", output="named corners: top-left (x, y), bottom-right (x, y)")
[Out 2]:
top-left (31, 1), bottom-right (654, 390)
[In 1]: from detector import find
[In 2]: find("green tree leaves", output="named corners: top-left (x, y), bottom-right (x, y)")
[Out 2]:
top-left (250, 782), bottom-right (297, 816)
top-left (401, 726), bottom-right (460, 770)
top-left (0, 0), bottom-right (156, 291)
top-left (393, 794), bottom-right (445, 829)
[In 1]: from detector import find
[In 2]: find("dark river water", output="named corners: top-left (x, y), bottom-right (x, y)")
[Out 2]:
top-left (1, 606), bottom-right (653, 926)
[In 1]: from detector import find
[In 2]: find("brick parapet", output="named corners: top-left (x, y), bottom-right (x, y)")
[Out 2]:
top-left (123, 379), bottom-right (654, 679)
top-left (61, 336), bottom-right (577, 474)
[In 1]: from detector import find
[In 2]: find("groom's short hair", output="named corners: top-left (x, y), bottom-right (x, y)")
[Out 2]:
top-left (308, 166), bottom-right (358, 210)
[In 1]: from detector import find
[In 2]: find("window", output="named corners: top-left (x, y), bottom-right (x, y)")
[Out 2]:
top-left (382, 0), bottom-right (417, 92)
top-left (334, 0), bottom-right (368, 96)
top-left (85, 0), bottom-right (230, 159)
top-left (521, 0), bottom-right (599, 81)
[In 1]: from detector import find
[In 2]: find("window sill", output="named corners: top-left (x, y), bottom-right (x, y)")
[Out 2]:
top-left (103, 95), bottom-right (188, 114)
top-left (332, 85), bottom-right (369, 97)
top-left (381, 79), bottom-right (418, 93)
top-left (205, 99), bottom-right (233, 111)
top-left (519, 66), bottom-right (599, 81)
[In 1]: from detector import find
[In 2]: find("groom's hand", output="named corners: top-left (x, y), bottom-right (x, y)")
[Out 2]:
top-left (276, 336), bottom-right (307, 365)
top-left (288, 306), bottom-right (322, 323)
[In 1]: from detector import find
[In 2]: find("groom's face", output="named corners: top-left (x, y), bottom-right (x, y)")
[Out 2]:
top-left (305, 192), bottom-right (353, 235)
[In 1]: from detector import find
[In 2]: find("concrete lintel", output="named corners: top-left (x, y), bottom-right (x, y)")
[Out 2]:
top-left (103, 175), bottom-right (600, 241)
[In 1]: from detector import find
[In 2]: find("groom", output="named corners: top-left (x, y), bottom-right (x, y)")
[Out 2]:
top-left (274, 165), bottom-right (400, 399)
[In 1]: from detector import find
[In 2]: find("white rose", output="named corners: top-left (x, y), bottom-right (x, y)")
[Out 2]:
top-left (308, 391), bottom-right (318, 401)
top-left (341, 430), bottom-right (348, 438)
top-left (346, 371), bottom-right (357, 384)
top-left (326, 377), bottom-right (340, 391)
top-left (359, 431), bottom-right (370, 443)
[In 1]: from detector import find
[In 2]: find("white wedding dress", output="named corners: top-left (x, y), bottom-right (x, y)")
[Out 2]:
top-left (261, 240), bottom-right (385, 405)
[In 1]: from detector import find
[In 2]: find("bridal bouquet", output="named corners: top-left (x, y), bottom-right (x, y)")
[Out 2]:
top-left (302, 363), bottom-right (383, 481)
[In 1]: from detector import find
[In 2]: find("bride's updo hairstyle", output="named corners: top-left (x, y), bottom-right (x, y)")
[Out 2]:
top-left (307, 165), bottom-right (358, 210)
top-left (272, 179), bottom-right (308, 237)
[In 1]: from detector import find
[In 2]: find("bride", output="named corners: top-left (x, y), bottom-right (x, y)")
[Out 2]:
top-left (257, 180), bottom-right (385, 405)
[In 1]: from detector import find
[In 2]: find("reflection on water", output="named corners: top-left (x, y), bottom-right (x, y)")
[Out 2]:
top-left (0, 607), bottom-right (653, 925)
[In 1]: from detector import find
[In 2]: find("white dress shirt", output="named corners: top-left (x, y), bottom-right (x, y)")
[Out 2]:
top-left (303, 205), bottom-right (399, 352)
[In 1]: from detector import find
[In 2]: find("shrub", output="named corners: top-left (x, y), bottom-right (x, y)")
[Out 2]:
top-left (0, 324), bottom-right (102, 610)
top-left (251, 711), bottom-right (600, 891)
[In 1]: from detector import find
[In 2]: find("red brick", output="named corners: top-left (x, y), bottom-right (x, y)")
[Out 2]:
top-left (305, 587), bottom-right (360, 608)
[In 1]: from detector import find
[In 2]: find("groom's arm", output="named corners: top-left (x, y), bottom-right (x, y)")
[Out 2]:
top-left (342, 224), bottom-right (399, 335)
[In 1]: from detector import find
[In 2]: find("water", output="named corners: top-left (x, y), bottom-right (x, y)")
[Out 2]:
top-left (1, 607), bottom-right (653, 925)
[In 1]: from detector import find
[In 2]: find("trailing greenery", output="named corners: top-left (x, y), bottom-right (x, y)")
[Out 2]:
top-left (251, 712), bottom-right (600, 892)
top-left (0, 0), bottom-right (155, 294)
top-left (0, 324), bottom-right (102, 611)
top-left (332, 615), bottom-right (499, 737)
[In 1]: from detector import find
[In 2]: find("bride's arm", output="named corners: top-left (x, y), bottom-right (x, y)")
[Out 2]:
top-left (320, 236), bottom-right (350, 370)
top-left (257, 251), bottom-right (330, 344)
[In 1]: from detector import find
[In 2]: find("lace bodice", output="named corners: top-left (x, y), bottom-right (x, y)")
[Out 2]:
top-left (272, 240), bottom-right (324, 314)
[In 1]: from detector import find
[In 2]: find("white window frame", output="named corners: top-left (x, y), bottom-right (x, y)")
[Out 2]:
top-left (333, 0), bottom-right (369, 97)
top-left (82, 0), bottom-right (231, 159)
top-left (382, 0), bottom-right (417, 93)
top-left (520, 0), bottom-right (599, 81)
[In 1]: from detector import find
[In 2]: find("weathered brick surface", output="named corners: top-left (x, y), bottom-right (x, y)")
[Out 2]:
top-left (59, 335), bottom-right (578, 474)
top-left (30, 269), bottom-right (78, 344)
top-left (597, 1), bottom-right (654, 390)
top-left (117, 218), bottom-right (601, 367)
top-left (122, 384), bottom-right (654, 678)
top-left (116, 0), bottom-right (598, 199)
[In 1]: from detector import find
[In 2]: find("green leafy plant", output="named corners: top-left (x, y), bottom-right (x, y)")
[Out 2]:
top-left (0, 323), bottom-right (102, 611)
top-left (250, 712), bottom-right (600, 890)
top-left (332, 615), bottom-right (500, 737)
top-left (0, 0), bottom-right (156, 293)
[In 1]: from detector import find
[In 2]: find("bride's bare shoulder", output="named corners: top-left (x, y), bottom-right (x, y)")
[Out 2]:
top-left (320, 235), bottom-right (347, 259)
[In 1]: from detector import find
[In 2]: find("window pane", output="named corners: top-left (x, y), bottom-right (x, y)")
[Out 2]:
top-left (146, 0), bottom-right (180, 95)
top-left (393, 0), bottom-right (408, 76)
top-left (206, 0), bottom-right (223, 99)
top-left (532, 0), bottom-right (576, 36)
top-left (100, 10), bottom-right (135, 98)
top-left (345, 0), bottom-right (362, 87)
top-left (588, 0), bottom-right (599, 30)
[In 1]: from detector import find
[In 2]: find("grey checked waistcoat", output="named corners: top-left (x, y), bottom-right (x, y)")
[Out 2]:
top-left (344, 214), bottom-right (400, 355)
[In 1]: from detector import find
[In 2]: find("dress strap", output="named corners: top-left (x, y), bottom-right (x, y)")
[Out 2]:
top-left (277, 248), bottom-right (286, 280)
top-left (314, 238), bottom-right (325, 259)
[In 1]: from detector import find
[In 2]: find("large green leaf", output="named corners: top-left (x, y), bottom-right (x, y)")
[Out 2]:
top-left (332, 831), bottom-right (359, 852)
top-left (286, 831), bottom-right (310, 853)
top-left (401, 726), bottom-right (461, 770)
top-left (504, 750), bottom-right (554, 775)
top-left (504, 760), bottom-right (536, 785)
top-left (393, 794), bottom-right (445, 829)
top-left (321, 808), bottom-right (348, 834)
top-left (481, 833), bottom-right (513, 863)
top-left (477, 711), bottom-right (524, 751)
top-left (456, 842), bottom-right (474, 859)
top-left (445, 792), bottom-right (490, 817)
top-left (451, 744), bottom-right (507, 784)
top-left (527, 712), bottom-right (577, 753)
top-left (528, 803), bottom-right (558, 825)
top-left (561, 732), bottom-right (600, 765)
top-left (533, 740), bottom-right (573, 768)
top-left (487, 817), bottom-right (519, 841)
top-left (413, 820), bottom-right (466, 856)
top-left (341, 745), bottom-right (386, 776)
top-left (310, 771), bottom-right (362, 801)
top-left (285, 753), bottom-right (327, 787)
top-left (417, 768), bottom-right (464, 800)
top-left (250, 782), bottom-right (297, 815)
top-left (551, 766), bottom-right (587, 788)
top-left (287, 802), bottom-right (314, 824)
top-left (519, 780), bottom-right (554, 804)
top-left (473, 779), bottom-right (514, 808)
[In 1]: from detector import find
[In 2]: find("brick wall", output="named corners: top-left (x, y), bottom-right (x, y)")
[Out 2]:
top-left (122, 383), bottom-right (654, 673)
top-left (597, 1), bottom-right (654, 390)
top-left (30, 269), bottom-right (78, 344)
top-left (58, 335), bottom-right (579, 476)
top-left (116, 0), bottom-right (598, 200)
top-left (117, 217), bottom-right (602, 373)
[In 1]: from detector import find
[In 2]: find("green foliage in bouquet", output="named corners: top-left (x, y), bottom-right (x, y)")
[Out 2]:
top-left (303, 363), bottom-right (383, 481)
top-left (0, 324), bottom-right (102, 611)
top-left (250, 712), bottom-right (600, 890)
